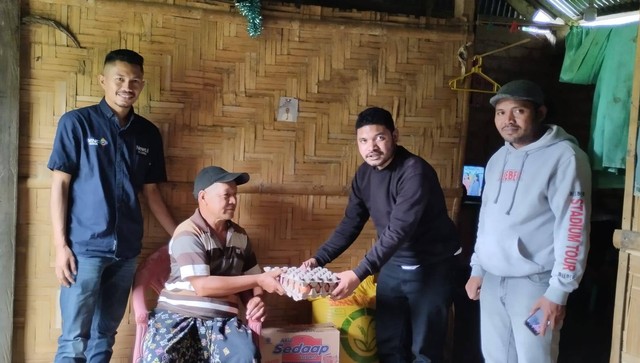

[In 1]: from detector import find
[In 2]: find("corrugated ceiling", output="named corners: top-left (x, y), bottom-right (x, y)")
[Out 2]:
top-left (272, 0), bottom-right (638, 24)
top-left (479, 0), bottom-right (640, 23)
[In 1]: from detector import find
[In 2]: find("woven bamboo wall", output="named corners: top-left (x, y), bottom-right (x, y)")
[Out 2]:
top-left (16, 0), bottom-right (468, 361)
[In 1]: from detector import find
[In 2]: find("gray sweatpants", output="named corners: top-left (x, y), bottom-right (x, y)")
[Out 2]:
top-left (479, 271), bottom-right (562, 363)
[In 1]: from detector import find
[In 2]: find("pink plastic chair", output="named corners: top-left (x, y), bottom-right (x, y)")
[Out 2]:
top-left (130, 244), bottom-right (262, 363)
top-left (131, 244), bottom-right (171, 363)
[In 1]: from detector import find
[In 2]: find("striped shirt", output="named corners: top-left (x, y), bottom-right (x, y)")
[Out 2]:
top-left (156, 209), bottom-right (261, 319)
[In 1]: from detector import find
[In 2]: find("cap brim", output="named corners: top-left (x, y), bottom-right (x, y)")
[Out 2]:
top-left (217, 172), bottom-right (250, 186)
top-left (490, 95), bottom-right (540, 107)
top-left (489, 94), bottom-right (506, 107)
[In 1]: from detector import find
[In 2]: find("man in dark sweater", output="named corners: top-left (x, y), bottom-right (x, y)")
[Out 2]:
top-left (302, 107), bottom-right (460, 363)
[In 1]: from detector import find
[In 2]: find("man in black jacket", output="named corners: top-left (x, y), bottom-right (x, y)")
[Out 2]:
top-left (302, 107), bottom-right (460, 363)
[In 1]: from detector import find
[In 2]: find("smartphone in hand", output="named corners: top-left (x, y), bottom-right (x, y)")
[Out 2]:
top-left (524, 309), bottom-right (545, 336)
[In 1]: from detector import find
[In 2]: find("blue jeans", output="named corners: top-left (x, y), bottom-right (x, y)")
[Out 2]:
top-left (54, 255), bottom-right (137, 363)
top-left (376, 257), bottom-right (454, 363)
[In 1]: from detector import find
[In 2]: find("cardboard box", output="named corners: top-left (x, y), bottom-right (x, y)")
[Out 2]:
top-left (260, 323), bottom-right (340, 363)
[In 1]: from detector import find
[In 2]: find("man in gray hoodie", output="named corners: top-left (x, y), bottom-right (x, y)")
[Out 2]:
top-left (465, 80), bottom-right (592, 363)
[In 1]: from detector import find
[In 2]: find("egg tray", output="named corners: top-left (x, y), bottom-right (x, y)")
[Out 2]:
top-left (264, 266), bottom-right (339, 301)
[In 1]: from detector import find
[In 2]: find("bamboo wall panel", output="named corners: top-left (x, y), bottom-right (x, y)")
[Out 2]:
top-left (17, 0), bottom-right (467, 361)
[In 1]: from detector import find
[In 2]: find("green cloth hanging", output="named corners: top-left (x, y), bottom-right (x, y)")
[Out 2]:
top-left (560, 24), bottom-right (638, 189)
top-left (560, 27), bottom-right (607, 84)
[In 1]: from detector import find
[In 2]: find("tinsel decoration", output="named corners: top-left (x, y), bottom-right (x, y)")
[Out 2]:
top-left (235, 0), bottom-right (263, 38)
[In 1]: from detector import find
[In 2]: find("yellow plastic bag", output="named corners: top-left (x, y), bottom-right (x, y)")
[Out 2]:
top-left (311, 275), bottom-right (377, 363)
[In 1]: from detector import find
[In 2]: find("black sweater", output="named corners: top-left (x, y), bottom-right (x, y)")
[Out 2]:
top-left (314, 146), bottom-right (460, 281)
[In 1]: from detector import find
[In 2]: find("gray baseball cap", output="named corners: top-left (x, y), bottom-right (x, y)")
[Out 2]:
top-left (490, 80), bottom-right (545, 107)
top-left (193, 166), bottom-right (249, 199)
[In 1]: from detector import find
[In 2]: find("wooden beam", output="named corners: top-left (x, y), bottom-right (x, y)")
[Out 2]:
top-left (506, 0), bottom-right (537, 19)
top-left (610, 251), bottom-right (630, 363)
top-left (623, 21), bottom-right (640, 232)
top-left (102, 0), bottom-right (468, 39)
top-left (163, 181), bottom-right (464, 199)
top-left (0, 1), bottom-right (19, 362)
top-left (612, 229), bottom-right (640, 251)
top-left (454, 0), bottom-right (475, 20)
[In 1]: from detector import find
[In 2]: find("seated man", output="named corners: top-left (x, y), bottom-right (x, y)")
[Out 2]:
top-left (143, 166), bottom-right (284, 363)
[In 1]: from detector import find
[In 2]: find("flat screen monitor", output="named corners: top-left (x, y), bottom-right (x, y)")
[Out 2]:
top-left (462, 165), bottom-right (485, 199)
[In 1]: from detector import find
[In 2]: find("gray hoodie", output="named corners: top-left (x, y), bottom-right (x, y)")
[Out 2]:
top-left (470, 125), bottom-right (592, 305)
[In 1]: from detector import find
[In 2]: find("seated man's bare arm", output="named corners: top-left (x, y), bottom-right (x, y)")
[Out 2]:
top-left (188, 268), bottom-right (284, 297)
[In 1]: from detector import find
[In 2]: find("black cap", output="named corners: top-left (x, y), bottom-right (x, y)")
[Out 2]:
top-left (193, 166), bottom-right (250, 199)
top-left (490, 80), bottom-right (545, 107)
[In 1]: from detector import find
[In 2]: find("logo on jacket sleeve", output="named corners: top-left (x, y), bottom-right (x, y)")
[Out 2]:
top-left (562, 197), bottom-right (585, 272)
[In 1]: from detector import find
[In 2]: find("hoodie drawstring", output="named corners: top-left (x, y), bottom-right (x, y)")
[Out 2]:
top-left (505, 152), bottom-right (529, 215)
top-left (493, 152), bottom-right (509, 205)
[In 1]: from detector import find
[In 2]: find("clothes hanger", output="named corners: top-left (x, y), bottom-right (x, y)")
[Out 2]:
top-left (449, 55), bottom-right (501, 94)
top-left (448, 39), bottom-right (531, 94)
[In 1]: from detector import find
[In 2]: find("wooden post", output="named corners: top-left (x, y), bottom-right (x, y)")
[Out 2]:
top-left (454, 0), bottom-right (475, 21)
top-left (609, 22), bottom-right (640, 363)
top-left (613, 229), bottom-right (640, 250)
top-left (0, 1), bottom-right (19, 362)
